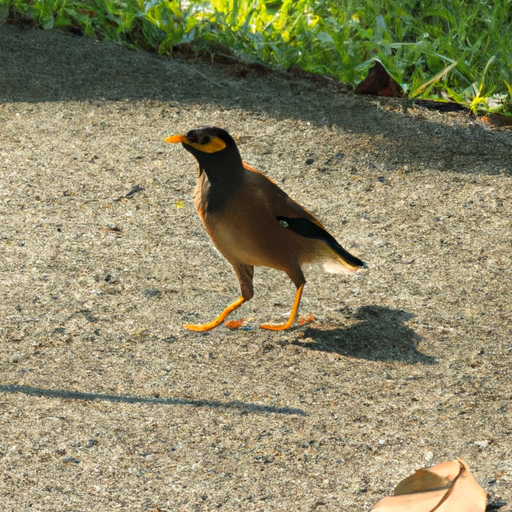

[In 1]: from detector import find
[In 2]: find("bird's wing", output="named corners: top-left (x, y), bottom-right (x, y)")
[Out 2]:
top-left (243, 162), bottom-right (365, 270)
top-left (242, 162), bottom-right (326, 228)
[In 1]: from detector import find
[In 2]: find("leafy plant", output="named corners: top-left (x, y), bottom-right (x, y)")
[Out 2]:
top-left (2, 0), bottom-right (511, 112)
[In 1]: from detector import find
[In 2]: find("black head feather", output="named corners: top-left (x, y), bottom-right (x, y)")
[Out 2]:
top-left (181, 127), bottom-right (243, 181)
top-left (185, 126), bottom-right (237, 149)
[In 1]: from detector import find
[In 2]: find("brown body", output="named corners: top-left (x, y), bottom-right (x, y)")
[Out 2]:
top-left (167, 127), bottom-right (365, 331)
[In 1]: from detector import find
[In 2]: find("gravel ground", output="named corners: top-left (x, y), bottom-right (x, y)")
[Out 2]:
top-left (1, 24), bottom-right (512, 511)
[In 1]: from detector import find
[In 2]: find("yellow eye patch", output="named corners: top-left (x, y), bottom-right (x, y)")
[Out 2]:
top-left (165, 134), bottom-right (226, 153)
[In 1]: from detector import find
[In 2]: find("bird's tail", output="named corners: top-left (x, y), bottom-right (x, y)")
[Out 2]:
top-left (321, 242), bottom-right (367, 274)
top-left (277, 216), bottom-right (366, 274)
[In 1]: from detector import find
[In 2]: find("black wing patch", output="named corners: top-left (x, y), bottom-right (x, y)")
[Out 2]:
top-left (277, 216), bottom-right (366, 269)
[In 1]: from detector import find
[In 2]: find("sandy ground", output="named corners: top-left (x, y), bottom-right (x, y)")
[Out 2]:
top-left (1, 23), bottom-right (512, 511)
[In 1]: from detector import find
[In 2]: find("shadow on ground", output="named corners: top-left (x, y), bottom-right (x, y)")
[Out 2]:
top-left (1, 24), bottom-right (511, 176)
top-left (295, 305), bottom-right (435, 365)
top-left (0, 384), bottom-right (307, 416)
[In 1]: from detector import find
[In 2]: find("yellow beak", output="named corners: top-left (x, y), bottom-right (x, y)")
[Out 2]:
top-left (165, 134), bottom-right (187, 144)
top-left (165, 134), bottom-right (227, 153)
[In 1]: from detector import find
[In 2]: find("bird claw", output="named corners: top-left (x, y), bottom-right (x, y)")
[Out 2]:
top-left (260, 321), bottom-right (294, 331)
top-left (183, 296), bottom-right (246, 332)
top-left (183, 322), bottom-right (219, 332)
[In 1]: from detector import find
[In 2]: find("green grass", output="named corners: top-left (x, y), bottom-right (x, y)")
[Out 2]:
top-left (2, 0), bottom-right (512, 113)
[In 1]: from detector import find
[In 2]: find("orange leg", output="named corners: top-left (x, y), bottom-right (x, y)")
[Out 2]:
top-left (184, 297), bottom-right (246, 332)
top-left (260, 284), bottom-right (304, 331)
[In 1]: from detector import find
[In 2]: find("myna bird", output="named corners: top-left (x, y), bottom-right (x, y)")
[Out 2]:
top-left (166, 127), bottom-right (366, 331)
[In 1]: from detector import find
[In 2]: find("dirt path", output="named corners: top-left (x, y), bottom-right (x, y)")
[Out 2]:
top-left (1, 24), bottom-right (511, 511)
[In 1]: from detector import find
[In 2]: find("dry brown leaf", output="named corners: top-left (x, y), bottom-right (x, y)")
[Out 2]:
top-left (482, 113), bottom-right (512, 129)
top-left (355, 60), bottom-right (403, 98)
top-left (371, 459), bottom-right (487, 512)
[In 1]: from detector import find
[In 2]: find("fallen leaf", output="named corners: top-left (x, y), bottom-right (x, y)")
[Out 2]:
top-left (371, 459), bottom-right (486, 512)
top-left (482, 113), bottom-right (512, 129)
top-left (355, 60), bottom-right (403, 98)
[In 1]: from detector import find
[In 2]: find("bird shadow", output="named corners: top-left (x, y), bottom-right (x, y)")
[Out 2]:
top-left (294, 305), bottom-right (435, 365)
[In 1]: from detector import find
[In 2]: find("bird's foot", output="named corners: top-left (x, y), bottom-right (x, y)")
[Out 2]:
top-left (260, 283), bottom-right (304, 331)
top-left (260, 320), bottom-right (295, 331)
top-left (183, 296), bottom-right (246, 332)
top-left (184, 321), bottom-right (220, 332)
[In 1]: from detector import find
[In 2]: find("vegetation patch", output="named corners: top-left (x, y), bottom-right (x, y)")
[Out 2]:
top-left (2, 0), bottom-right (511, 112)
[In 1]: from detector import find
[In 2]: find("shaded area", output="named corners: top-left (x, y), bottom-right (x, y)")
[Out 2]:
top-left (295, 305), bottom-right (435, 365)
top-left (0, 384), bottom-right (307, 416)
top-left (1, 24), bottom-right (511, 176)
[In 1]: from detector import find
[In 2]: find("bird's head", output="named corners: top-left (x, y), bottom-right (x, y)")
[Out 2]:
top-left (166, 127), bottom-right (242, 175)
